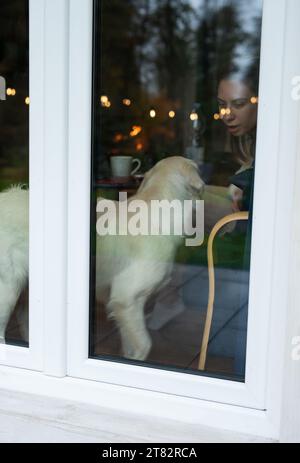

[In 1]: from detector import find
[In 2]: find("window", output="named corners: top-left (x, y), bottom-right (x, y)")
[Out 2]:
top-left (0, 0), bottom-right (29, 348)
top-left (0, 0), bottom-right (43, 371)
top-left (89, 0), bottom-right (262, 382)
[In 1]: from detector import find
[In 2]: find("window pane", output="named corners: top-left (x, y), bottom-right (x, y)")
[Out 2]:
top-left (90, 0), bottom-right (262, 381)
top-left (0, 0), bottom-right (29, 347)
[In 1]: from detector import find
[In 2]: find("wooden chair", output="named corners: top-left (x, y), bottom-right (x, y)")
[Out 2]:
top-left (199, 211), bottom-right (249, 371)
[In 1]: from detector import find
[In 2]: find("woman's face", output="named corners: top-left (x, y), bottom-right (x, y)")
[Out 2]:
top-left (217, 79), bottom-right (258, 137)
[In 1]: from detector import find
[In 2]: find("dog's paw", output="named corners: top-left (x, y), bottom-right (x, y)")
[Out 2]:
top-left (123, 337), bottom-right (152, 362)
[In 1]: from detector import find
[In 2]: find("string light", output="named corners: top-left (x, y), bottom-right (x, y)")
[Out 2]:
top-left (114, 133), bottom-right (123, 142)
top-left (214, 113), bottom-right (220, 120)
top-left (250, 96), bottom-right (258, 104)
top-left (6, 88), bottom-right (17, 96)
top-left (190, 112), bottom-right (198, 121)
top-left (169, 110), bottom-right (176, 118)
top-left (101, 95), bottom-right (111, 107)
top-left (130, 126), bottom-right (142, 137)
top-left (123, 98), bottom-right (131, 106)
top-left (150, 109), bottom-right (156, 118)
top-left (25, 97), bottom-right (30, 105)
top-left (101, 95), bottom-right (108, 104)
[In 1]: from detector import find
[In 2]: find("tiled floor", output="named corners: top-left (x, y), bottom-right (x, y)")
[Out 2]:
top-left (92, 305), bottom-right (235, 377)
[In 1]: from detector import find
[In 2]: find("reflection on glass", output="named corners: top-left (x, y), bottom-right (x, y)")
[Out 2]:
top-left (90, 0), bottom-right (262, 381)
top-left (0, 0), bottom-right (29, 347)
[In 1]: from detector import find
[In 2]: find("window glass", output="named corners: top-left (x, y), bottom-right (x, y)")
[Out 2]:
top-left (0, 0), bottom-right (29, 347)
top-left (90, 0), bottom-right (262, 381)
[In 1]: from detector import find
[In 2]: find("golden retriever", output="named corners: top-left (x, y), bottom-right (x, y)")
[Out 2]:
top-left (95, 156), bottom-right (204, 361)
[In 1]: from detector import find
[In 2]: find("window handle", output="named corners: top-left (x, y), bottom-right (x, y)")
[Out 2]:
top-left (0, 76), bottom-right (6, 101)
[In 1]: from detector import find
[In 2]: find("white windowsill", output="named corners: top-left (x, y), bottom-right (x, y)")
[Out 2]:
top-left (0, 364), bottom-right (279, 442)
top-left (0, 387), bottom-right (275, 444)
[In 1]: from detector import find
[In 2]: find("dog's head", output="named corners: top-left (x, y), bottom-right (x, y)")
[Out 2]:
top-left (139, 156), bottom-right (205, 201)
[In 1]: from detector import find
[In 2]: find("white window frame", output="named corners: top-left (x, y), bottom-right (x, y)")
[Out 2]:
top-left (0, 0), bottom-right (46, 370)
top-left (67, 0), bottom-right (292, 414)
top-left (0, 0), bottom-right (70, 375)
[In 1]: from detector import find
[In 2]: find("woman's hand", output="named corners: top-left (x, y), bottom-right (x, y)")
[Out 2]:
top-left (228, 184), bottom-right (243, 212)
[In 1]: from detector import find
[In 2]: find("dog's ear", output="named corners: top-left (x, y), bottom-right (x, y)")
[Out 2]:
top-left (187, 164), bottom-right (205, 196)
top-left (187, 159), bottom-right (198, 170)
top-left (138, 170), bottom-right (151, 192)
top-left (189, 177), bottom-right (205, 196)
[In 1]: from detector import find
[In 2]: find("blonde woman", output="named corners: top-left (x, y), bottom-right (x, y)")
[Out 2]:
top-left (217, 66), bottom-right (259, 212)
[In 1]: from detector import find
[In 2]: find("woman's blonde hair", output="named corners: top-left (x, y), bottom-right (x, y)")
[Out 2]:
top-left (231, 130), bottom-right (256, 168)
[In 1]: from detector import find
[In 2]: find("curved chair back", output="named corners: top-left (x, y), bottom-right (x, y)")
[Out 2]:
top-left (199, 211), bottom-right (249, 371)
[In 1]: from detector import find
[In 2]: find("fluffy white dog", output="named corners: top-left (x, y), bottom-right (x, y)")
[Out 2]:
top-left (0, 186), bottom-right (29, 343)
top-left (96, 156), bottom-right (204, 361)
top-left (0, 157), bottom-right (204, 358)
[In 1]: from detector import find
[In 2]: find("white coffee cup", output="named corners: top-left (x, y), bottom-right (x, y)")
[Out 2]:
top-left (110, 156), bottom-right (141, 178)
